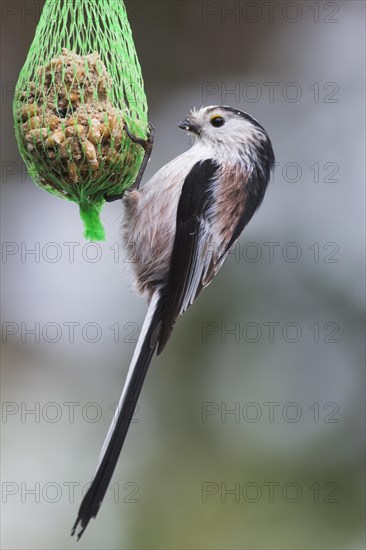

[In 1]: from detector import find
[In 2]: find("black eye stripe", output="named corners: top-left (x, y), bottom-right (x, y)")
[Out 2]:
top-left (211, 116), bottom-right (225, 128)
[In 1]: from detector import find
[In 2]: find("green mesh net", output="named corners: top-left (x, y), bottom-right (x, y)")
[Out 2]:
top-left (13, 0), bottom-right (148, 241)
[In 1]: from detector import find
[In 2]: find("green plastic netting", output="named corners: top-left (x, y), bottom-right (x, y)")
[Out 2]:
top-left (13, 0), bottom-right (148, 241)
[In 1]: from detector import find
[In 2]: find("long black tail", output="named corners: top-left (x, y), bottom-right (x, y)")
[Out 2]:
top-left (71, 292), bottom-right (163, 540)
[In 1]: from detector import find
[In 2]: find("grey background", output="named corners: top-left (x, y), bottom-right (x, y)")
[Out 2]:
top-left (1, 1), bottom-right (365, 549)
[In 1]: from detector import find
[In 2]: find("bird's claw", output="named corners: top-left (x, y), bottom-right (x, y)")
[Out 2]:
top-left (124, 121), bottom-right (155, 152)
top-left (104, 121), bottom-right (155, 202)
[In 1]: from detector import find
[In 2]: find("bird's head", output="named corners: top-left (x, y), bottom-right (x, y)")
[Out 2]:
top-left (178, 105), bottom-right (273, 163)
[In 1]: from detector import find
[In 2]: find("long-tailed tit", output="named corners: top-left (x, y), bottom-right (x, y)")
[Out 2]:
top-left (72, 105), bottom-right (275, 539)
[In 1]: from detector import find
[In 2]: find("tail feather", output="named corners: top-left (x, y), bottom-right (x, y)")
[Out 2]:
top-left (71, 292), bottom-right (162, 540)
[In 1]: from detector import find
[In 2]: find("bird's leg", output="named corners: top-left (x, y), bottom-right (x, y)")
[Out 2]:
top-left (125, 121), bottom-right (155, 191)
top-left (104, 122), bottom-right (155, 202)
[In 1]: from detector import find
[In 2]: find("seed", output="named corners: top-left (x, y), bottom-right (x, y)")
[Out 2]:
top-left (109, 114), bottom-right (123, 139)
top-left (107, 114), bottom-right (117, 131)
top-left (25, 128), bottom-right (47, 150)
top-left (25, 128), bottom-right (47, 141)
top-left (83, 139), bottom-right (99, 169)
top-left (21, 105), bottom-right (38, 121)
top-left (76, 112), bottom-right (88, 125)
top-left (88, 128), bottom-right (101, 144)
top-left (69, 91), bottom-right (80, 103)
top-left (24, 116), bottom-right (41, 130)
top-left (65, 117), bottom-right (77, 127)
top-left (88, 119), bottom-right (102, 144)
top-left (65, 124), bottom-right (85, 138)
top-left (48, 115), bottom-right (60, 130)
top-left (68, 162), bottom-right (79, 183)
top-left (58, 142), bottom-right (70, 158)
top-left (45, 130), bottom-right (65, 147)
top-left (100, 123), bottom-right (110, 140)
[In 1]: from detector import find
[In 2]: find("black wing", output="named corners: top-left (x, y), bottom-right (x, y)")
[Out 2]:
top-left (157, 159), bottom-right (219, 353)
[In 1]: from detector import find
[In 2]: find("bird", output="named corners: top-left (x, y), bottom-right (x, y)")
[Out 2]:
top-left (71, 105), bottom-right (275, 539)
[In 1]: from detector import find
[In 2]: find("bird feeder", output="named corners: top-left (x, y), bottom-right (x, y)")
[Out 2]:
top-left (13, 0), bottom-right (148, 241)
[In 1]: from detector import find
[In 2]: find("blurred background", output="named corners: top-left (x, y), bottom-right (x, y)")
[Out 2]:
top-left (1, 1), bottom-right (365, 548)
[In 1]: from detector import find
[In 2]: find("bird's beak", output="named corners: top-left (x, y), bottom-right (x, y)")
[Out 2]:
top-left (178, 118), bottom-right (200, 135)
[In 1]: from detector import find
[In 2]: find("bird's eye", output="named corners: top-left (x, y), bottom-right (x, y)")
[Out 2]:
top-left (210, 116), bottom-right (225, 128)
